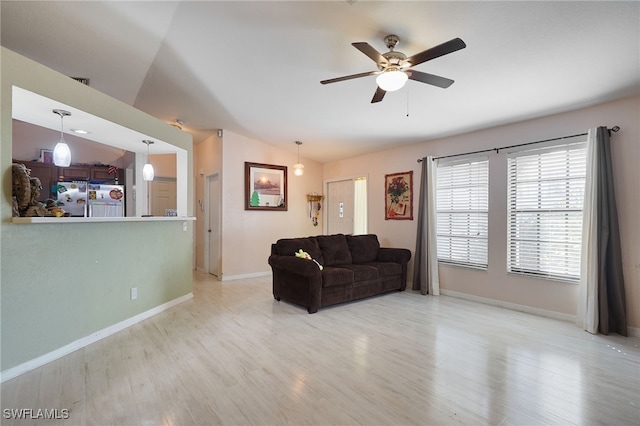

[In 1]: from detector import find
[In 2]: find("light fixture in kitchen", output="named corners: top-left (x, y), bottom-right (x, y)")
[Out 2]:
top-left (142, 140), bottom-right (155, 181)
top-left (52, 109), bottom-right (71, 167)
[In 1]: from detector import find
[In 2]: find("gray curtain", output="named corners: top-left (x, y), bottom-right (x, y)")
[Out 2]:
top-left (595, 127), bottom-right (627, 336)
top-left (412, 159), bottom-right (432, 294)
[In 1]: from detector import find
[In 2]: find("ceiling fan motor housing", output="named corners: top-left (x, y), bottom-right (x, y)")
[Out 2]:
top-left (379, 51), bottom-right (408, 71)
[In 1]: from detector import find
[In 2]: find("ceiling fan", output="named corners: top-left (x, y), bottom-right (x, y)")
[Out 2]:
top-left (320, 35), bottom-right (466, 103)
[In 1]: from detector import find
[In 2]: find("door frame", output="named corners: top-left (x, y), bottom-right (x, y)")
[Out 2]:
top-left (204, 172), bottom-right (221, 278)
top-left (323, 174), bottom-right (369, 234)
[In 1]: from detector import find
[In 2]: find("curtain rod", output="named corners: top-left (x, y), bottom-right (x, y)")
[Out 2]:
top-left (417, 126), bottom-right (620, 163)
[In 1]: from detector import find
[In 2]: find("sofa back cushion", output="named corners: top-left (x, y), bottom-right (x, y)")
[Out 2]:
top-left (317, 234), bottom-right (353, 266)
top-left (346, 234), bottom-right (380, 263)
top-left (275, 237), bottom-right (324, 264)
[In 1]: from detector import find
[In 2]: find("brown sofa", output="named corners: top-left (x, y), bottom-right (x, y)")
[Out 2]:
top-left (268, 234), bottom-right (411, 313)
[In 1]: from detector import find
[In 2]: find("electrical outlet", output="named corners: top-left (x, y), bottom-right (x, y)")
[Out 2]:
top-left (183, 221), bottom-right (187, 231)
top-left (130, 287), bottom-right (138, 300)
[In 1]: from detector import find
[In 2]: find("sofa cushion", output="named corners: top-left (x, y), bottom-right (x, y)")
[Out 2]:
top-left (276, 237), bottom-right (324, 264)
top-left (338, 264), bottom-right (379, 282)
top-left (317, 234), bottom-right (352, 266)
top-left (321, 267), bottom-right (354, 288)
top-left (365, 261), bottom-right (402, 277)
top-left (346, 234), bottom-right (380, 263)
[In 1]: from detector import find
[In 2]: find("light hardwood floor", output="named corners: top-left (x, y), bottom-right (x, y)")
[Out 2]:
top-left (2, 271), bottom-right (639, 425)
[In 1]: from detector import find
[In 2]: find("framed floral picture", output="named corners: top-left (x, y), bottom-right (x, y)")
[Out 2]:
top-left (385, 171), bottom-right (413, 220)
top-left (245, 162), bottom-right (287, 211)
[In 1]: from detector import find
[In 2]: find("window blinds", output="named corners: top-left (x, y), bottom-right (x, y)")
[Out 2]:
top-left (507, 142), bottom-right (587, 281)
top-left (436, 158), bottom-right (489, 269)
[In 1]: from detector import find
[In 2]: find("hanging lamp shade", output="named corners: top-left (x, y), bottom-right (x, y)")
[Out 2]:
top-left (142, 163), bottom-right (155, 181)
top-left (52, 109), bottom-right (72, 167)
top-left (294, 141), bottom-right (304, 176)
top-left (142, 140), bottom-right (155, 181)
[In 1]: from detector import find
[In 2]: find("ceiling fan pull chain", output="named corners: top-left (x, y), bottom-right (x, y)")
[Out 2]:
top-left (406, 89), bottom-right (410, 117)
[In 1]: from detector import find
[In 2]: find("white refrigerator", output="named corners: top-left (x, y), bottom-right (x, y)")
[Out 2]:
top-left (87, 184), bottom-right (125, 217)
top-left (55, 182), bottom-right (87, 217)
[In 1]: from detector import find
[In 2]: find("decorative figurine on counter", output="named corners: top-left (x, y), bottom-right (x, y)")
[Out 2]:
top-left (11, 163), bottom-right (65, 217)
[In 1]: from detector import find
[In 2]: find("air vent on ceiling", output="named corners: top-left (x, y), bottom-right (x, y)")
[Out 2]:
top-left (70, 77), bottom-right (90, 86)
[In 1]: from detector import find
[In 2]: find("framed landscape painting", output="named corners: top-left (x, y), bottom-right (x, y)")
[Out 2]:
top-left (385, 171), bottom-right (413, 220)
top-left (245, 162), bottom-right (287, 211)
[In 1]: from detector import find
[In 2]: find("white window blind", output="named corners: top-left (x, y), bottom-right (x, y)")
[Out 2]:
top-left (507, 142), bottom-right (587, 281)
top-left (436, 158), bottom-right (489, 269)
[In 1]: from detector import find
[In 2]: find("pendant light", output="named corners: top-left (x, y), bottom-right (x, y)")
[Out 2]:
top-left (52, 109), bottom-right (71, 167)
top-left (142, 140), bottom-right (155, 181)
top-left (293, 141), bottom-right (304, 176)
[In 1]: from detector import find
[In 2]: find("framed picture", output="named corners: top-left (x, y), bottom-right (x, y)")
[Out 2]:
top-left (385, 171), bottom-right (413, 220)
top-left (245, 162), bottom-right (287, 211)
top-left (40, 149), bottom-right (53, 164)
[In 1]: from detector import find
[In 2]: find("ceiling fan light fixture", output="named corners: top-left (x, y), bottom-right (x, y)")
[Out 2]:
top-left (376, 70), bottom-right (408, 92)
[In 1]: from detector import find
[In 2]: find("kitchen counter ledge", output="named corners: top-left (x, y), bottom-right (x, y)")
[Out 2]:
top-left (12, 216), bottom-right (197, 224)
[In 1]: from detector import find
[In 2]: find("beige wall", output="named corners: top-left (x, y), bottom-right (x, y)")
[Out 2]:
top-left (324, 95), bottom-right (640, 330)
top-left (149, 153), bottom-right (177, 178)
top-left (220, 131), bottom-right (324, 279)
top-left (193, 132), bottom-right (223, 270)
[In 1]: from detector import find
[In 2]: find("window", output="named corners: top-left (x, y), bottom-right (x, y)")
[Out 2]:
top-left (507, 142), bottom-right (587, 281)
top-left (436, 157), bottom-right (489, 269)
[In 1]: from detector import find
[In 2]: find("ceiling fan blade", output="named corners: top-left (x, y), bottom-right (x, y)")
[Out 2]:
top-left (406, 37), bottom-right (466, 67)
top-left (321, 70), bottom-right (378, 85)
top-left (371, 86), bottom-right (386, 103)
top-left (352, 42), bottom-right (387, 64)
top-left (407, 70), bottom-right (455, 88)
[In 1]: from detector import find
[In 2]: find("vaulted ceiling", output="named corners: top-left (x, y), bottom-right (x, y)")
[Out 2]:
top-left (2, 1), bottom-right (639, 163)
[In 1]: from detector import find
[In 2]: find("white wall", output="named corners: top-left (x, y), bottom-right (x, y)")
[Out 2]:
top-left (324, 95), bottom-right (640, 329)
top-left (220, 131), bottom-right (324, 280)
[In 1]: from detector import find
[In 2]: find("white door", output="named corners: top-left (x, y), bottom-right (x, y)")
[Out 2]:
top-left (206, 173), bottom-right (221, 277)
top-left (150, 179), bottom-right (177, 216)
top-left (327, 179), bottom-right (355, 235)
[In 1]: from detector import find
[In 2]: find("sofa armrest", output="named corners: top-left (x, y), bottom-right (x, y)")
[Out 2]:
top-left (376, 248), bottom-right (412, 291)
top-left (268, 254), bottom-right (323, 313)
top-left (376, 247), bottom-right (412, 264)
top-left (268, 255), bottom-right (322, 277)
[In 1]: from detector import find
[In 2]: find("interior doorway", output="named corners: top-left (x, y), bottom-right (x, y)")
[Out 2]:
top-left (326, 177), bottom-right (367, 235)
top-left (205, 173), bottom-right (221, 277)
top-left (149, 178), bottom-right (177, 216)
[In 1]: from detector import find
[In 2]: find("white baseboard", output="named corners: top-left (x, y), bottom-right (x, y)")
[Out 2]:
top-left (221, 271), bottom-right (271, 281)
top-left (1, 293), bottom-right (193, 383)
top-left (440, 289), bottom-right (577, 323)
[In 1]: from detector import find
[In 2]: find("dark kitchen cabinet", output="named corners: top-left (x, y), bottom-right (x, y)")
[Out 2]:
top-left (58, 165), bottom-right (91, 181)
top-left (56, 165), bottom-right (125, 184)
top-left (91, 166), bottom-right (124, 184)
